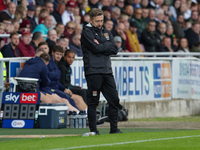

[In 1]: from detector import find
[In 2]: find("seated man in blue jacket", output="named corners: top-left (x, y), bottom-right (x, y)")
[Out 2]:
top-left (20, 49), bottom-right (79, 113)
top-left (46, 45), bottom-right (88, 111)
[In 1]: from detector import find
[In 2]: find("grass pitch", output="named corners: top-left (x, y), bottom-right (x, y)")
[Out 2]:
top-left (0, 129), bottom-right (200, 150)
top-left (1, 116), bottom-right (200, 150)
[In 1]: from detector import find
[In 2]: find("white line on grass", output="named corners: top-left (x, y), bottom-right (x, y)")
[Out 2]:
top-left (47, 135), bottom-right (200, 150)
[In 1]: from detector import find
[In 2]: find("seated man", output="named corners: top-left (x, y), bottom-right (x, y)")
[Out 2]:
top-left (46, 29), bottom-right (57, 55)
top-left (141, 20), bottom-right (161, 52)
top-left (37, 42), bottom-right (87, 112)
top-left (126, 21), bottom-right (142, 52)
top-left (69, 34), bottom-right (83, 57)
top-left (158, 36), bottom-right (174, 52)
top-left (47, 45), bottom-right (88, 111)
top-left (30, 32), bottom-right (45, 51)
top-left (58, 49), bottom-right (88, 104)
top-left (33, 15), bottom-right (52, 36)
top-left (16, 29), bottom-right (35, 57)
top-left (20, 50), bottom-right (79, 113)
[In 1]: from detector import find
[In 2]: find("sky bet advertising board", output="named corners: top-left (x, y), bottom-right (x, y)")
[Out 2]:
top-left (70, 59), bottom-right (171, 102)
top-left (1, 92), bottom-right (40, 128)
top-left (172, 60), bottom-right (200, 99)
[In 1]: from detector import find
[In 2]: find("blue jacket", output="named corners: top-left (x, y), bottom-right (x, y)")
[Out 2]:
top-left (20, 57), bottom-right (51, 92)
top-left (47, 57), bottom-right (65, 91)
top-left (33, 24), bottom-right (49, 36)
top-left (69, 41), bottom-right (83, 57)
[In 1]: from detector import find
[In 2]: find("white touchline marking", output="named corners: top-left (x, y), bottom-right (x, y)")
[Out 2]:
top-left (47, 135), bottom-right (200, 150)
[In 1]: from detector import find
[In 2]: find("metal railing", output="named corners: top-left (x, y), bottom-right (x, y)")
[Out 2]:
top-left (116, 52), bottom-right (200, 58)
top-left (0, 34), bottom-right (47, 44)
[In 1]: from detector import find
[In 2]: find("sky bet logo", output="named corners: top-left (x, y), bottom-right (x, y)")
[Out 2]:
top-left (3, 92), bottom-right (39, 104)
top-left (20, 93), bottom-right (38, 104)
top-left (153, 63), bottom-right (171, 98)
top-left (5, 93), bottom-right (20, 103)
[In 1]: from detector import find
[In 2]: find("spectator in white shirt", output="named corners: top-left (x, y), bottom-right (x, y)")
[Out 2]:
top-left (62, 0), bottom-right (77, 26)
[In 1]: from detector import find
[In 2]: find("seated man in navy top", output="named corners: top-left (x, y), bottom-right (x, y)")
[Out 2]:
top-left (47, 45), bottom-right (87, 111)
top-left (1, 32), bottom-right (20, 58)
top-left (1, 32), bottom-right (20, 81)
top-left (20, 49), bottom-right (79, 113)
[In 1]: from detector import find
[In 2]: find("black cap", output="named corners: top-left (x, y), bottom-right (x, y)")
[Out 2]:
top-left (130, 21), bottom-right (137, 28)
top-left (102, 6), bottom-right (109, 11)
top-left (177, 12), bottom-right (183, 17)
top-left (27, 5), bottom-right (35, 11)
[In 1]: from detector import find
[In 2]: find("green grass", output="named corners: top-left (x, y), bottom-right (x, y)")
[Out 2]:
top-left (0, 130), bottom-right (200, 150)
top-left (0, 128), bottom-right (184, 136)
top-left (129, 115), bottom-right (200, 122)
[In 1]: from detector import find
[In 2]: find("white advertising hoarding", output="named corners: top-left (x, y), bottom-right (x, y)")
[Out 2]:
top-left (71, 59), bottom-right (171, 102)
top-left (172, 59), bottom-right (200, 99)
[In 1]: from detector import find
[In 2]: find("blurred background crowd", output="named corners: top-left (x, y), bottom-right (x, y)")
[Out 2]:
top-left (0, 0), bottom-right (200, 58)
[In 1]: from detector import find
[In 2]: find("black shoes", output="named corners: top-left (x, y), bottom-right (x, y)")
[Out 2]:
top-left (96, 116), bottom-right (108, 127)
top-left (95, 131), bottom-right (100, 135)
top-left (109, 129), bottom-right (123, 134)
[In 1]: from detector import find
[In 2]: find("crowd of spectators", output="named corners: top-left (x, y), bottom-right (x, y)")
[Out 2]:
top-left (0, 0), bottom-right (200, 59)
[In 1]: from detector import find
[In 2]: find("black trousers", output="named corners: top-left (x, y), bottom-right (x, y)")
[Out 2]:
top-left (86, 74), bottom-right (120, 133)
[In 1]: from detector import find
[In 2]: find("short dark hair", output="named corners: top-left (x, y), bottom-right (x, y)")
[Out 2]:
top-left (56, 22), bottom-right (64, 27)
top-left (162, 36), bottom-right (170, 42)
top-left (192, 21), bottom-right (200, 26)
top-left (32, 32), bottom-right (42, 40)
top-left (52, 45), bottom-right (64, 53)
top-left (64, 49), bottom-right (75, 56)
top-left (89, 8), bottom-right (103, 20)
top-left (148, 20), bottom-right (156, 24)
top-left (40, 52), bottom-right (50, 63)
top-left (10, 32), bottom-right (18, 39)
top-left (104, 19), bottom-right (112, 23)
top-left (38, 42), bottom-right (48, 48)
top-left (57, 36), bottom-right (68, 43)
top-left (36, 48), bottom-right (45, 56)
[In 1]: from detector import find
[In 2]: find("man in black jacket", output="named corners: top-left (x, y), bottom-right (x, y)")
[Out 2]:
top-left (58, 49), bottom-right (87, 103)
top-left (81, 8), bottom-right (122, 134)
top-left (185, 22), bottom-right (200, 49)
top-left (141, 20), bottom-right (161, 52)
top-left (51, 3), bottom-right (65, 23)
top-left (27, 5), bottom-right (37, 31)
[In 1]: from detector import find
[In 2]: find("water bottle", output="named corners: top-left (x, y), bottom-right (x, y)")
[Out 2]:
top-left (0, 111), bottom-right (3, 128)
top-left (69, 111), bottom-right (74, 128)
top-left (82, 110), bottom-right (87, 128)
top-left (34, 110), bottom-right (39, 128)
top-left (82, 132), bottom-right (96, 137)
top-left (74, 111), bottom-right (79, 128)
top-left (78, 111), bottom-right (83, 128)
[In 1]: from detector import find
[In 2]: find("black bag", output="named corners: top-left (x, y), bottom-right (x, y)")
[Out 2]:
top-left (105, 103), bottom-right (128, 122)
top-left (17, 81), bottom-right (38, 92)
top-left (118, 108), bottom-right (128, 121)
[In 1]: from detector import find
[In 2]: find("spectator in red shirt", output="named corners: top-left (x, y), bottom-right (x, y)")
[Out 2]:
top-left (17, 29), bottom-right (36, 57)
top-left (64, 21), bottom-right (75, 41)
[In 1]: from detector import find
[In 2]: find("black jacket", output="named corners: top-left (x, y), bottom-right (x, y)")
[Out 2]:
top-left (141, 29), bottom-right (161, 52)
top-left (57, 60), bottom-right (80, 89)
top-left (27, 16), bottom-right (37, 31)
top-left (51, 11), bottom-right (62, 23)
top-left (81, 23), bottom-right (118, 76)
top-left (46, 38), bottom-right (56, 55)
top-left (1, 43), bottom-right (20, 57)
top-left (185, 28), bottom-right (199, 49)
top-left (30, 41), bottom-right (37, 51)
